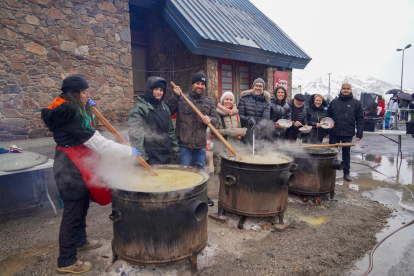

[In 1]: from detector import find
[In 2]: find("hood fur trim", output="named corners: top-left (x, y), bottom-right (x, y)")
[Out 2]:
top-left (241, 89), bottom-right (271, 101)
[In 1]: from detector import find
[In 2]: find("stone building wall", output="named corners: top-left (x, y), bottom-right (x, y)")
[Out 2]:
top-left (0, 0), bottom-right (133, 141)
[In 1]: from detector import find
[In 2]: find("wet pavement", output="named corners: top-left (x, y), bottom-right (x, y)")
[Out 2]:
top-left (1, 128), bottom-right (414, 275)
top-left (343, 134), bottom-right (414, 276)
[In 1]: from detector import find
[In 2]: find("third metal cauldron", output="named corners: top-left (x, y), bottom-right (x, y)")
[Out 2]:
top-left (282, 147), bottom-right (343, 198)
top-left (218, 154), bottom-right (295, 223)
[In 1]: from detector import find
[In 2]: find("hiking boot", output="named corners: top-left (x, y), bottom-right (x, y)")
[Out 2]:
top-left (76, 240), bottom-right (102, 251)
top-left (343, 175), bottom-right (352, 182)
top-left (57, 260), bottom-right (93, 274)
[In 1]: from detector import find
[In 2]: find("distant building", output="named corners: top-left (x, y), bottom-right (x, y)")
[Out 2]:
top-left (0, 0), bottom-right (311, 140)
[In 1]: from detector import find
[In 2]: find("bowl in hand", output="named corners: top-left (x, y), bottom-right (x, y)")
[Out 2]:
top-left (299, 126), bottom-right (312, 134)
top-left (277, 119), bottom-right (292, 129)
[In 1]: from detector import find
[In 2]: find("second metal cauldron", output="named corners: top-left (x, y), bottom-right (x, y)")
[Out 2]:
top-left (110, 165), bottom-right (209, 274)
top-left (282, 147), bottom-right (343, 198)
top-left (218, 154), bottom-right (295, 224)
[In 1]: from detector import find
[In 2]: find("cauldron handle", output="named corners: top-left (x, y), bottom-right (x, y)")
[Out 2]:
top-left (332, 160), bottom-right (344, 170)
top-left (186, 199), bottom-right (208, 221)
top-left (225, 175), bottom-right (236, 186)
top-left (109, 207), bottom-right (122, 223)
top-left (290, 162), bottom-right (298, 172)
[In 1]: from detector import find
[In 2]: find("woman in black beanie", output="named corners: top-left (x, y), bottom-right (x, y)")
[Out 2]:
top-left (41, 74), bottom-right (141, 274)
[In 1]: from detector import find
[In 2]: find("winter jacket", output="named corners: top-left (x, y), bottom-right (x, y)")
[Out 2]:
top-left (238, 89), bottom-right (271, 129)
top-left (327, 93), bottom-right (364, 138)
top-left (167, 88), bottom-right (218, 149)
top-left (269, 96), bottom-right (291, 139)
top-left (285, 99), bottom-right (308, 141)
top-left (41, 98), bottom-right (131, 203)
top-left (214, 107), bottom-right (242, 149)
top-left (128, 76), bottom-right (180, 163)
top-left (389, 99), bottom-right (399, 112)
top-left (303, 94), bottom-right (329, 144)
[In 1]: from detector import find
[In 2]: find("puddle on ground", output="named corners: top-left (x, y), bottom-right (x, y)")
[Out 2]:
top-left (337, 154), bottom-right (414, 211)
top-left (336, 154), bottom-right (414, 275)
top-left (299, 216), bottom-right (327, 227)
top-left (355, 154), bottom-right (414, 185)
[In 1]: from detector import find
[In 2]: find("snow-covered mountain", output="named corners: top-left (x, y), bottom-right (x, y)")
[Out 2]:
top-left (296, 74), bottom-right (414, 99)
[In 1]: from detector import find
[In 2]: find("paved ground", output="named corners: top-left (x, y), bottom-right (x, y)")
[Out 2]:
top-left (0, 128), bottom-right (413, 275)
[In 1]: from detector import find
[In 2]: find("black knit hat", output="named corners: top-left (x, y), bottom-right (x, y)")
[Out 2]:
top-left (61, 74), bottom-right (89, 94)
top-left (294, 94), bottom-right (306, 102)
top-left (191, 71), bottom-right (207, 85)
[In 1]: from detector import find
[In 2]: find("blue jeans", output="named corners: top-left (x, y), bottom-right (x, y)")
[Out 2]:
top-left (178, 147), bottom-right (206, 168)
top-left (329, 135), bottom-right (353, 176)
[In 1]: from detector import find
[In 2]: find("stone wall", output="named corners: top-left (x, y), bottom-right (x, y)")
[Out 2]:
top-left (0, 0), bottom-right (133, 141)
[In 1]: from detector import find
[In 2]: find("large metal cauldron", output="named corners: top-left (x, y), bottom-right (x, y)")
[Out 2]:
top-left (110, 165), bottom-right (209, 274)
top-left (283, 147), bottom-right (343, 198)
top-left (218, 154), bottom-right (295, 224)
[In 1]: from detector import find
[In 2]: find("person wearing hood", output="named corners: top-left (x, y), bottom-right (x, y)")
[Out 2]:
top-left (128, 76), bottom-right (180, 165)
top-left (41, 75), bottom-right (140, 274)
top-left (167, 72), bottom-right (218, 168)
top-left (237, 78), bottom-right (271, 145)
top-left (268, 86), bottom-right (291, 141)
top-left (327, 83), bottom-right (364, 182)
top-left (303, 94), bottom-right (332, 144)
top-left (213, 91), bottom-right (247, 173)
top-left (285, 94), bottom-right (308, 142)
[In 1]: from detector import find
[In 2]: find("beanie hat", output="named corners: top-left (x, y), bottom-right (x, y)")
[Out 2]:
top-left (220, 91), bottom-right (234, 104)
top-left (192, 71), bottom-right (207, 85)
top-left (252, 78), bottom-right (265, 88)
top-left (153, 80), bottom-right (166, 91)
top-left (294, 94), bottom-right (306, 101)
top-left (61, 74), bottom-right (89, 94)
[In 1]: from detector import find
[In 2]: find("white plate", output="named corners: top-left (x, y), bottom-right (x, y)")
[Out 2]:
top-left (320, 117), bottom-right (334, 129)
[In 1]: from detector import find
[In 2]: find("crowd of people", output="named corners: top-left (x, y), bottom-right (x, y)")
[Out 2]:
top-left (41, 73), bottom-right (366, 274)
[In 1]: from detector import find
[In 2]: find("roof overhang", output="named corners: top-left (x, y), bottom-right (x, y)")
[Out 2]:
top-left (129, 0), bottom-right (311, 69)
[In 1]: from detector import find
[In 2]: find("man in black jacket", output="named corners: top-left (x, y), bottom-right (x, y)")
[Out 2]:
top-left (328, 83), bottom-right (364, 181)
top-left (237, 78), bottom-right (271, 145)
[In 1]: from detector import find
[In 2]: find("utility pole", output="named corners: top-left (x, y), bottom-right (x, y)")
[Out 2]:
top-left (327, 73), bottom-right (332, 95)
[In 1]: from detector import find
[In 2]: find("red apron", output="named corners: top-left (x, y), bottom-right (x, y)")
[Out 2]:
top-left (57, 145), bottom-right (111, 205)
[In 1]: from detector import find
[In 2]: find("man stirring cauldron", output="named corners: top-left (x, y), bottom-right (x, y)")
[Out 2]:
top-left (167, 72), bottom-right (218, 205)
top-left (327, 83), bottom-right (364, 182)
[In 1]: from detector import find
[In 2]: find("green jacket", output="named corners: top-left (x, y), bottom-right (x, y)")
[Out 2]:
top-left (128, 95), bottom-right (180, 161)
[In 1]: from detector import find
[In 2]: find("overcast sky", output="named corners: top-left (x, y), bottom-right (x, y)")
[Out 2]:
top-left (250, 0), bottom-right (414, 90)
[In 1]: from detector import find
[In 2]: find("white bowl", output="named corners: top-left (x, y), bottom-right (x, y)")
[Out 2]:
top-left (277, 119), bottom-right (292, 129)
top-left (299, 126), bottom-right (312, 134)
top-left (320, 117), bottom-right (334, 129)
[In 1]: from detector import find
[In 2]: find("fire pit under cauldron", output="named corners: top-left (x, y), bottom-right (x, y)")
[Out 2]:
top-left (218, 154), bottom-right (295, 227)
top-left (110, 165), bottom-right (209, 274)
top-left (282, 147), bottom-right (343, 198)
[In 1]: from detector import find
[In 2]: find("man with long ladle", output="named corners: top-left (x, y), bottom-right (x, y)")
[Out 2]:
top-left (167, 72), bottom-right (218, 206)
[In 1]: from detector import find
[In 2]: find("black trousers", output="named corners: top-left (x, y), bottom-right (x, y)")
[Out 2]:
top-left (329, 135), bottom-right (353, 176)
top-left (57, 197), bottom-right (90, 267)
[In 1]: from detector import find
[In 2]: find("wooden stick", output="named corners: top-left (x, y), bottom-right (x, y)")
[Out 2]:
top-left (170, 82), bottom-right (242, 160)
top-left (274, 143), bottom-right (355, 150)
top-left (91, 106), bottom-right (158, 176)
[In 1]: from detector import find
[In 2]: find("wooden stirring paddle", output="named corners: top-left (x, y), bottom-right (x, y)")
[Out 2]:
top-left (170, 81), bottom-right (242, 160)
top-left (91, 106), bottom-right (158, 176)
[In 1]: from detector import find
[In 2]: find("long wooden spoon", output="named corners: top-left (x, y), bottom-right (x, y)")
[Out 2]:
top-left (170, 82), bottom-right (242, 160)
top-left (91, 106), bottom-right (158, 176)
top-left (274, 143), bottom-right (355, 150)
